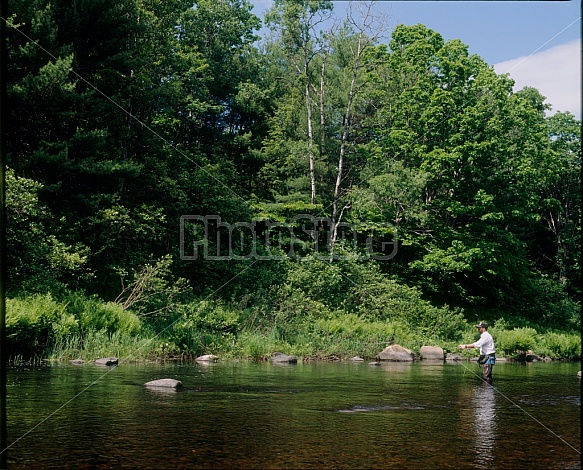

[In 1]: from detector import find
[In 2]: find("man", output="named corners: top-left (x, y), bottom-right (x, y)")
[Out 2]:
top-left (459, 321), bottom-right (496, 383)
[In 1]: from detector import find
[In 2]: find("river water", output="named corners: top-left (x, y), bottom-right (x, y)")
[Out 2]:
top-left (4, 360), bottom-right (581, 469)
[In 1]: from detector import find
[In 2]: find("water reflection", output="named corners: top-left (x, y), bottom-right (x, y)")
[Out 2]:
top-left (6, 362), bottom-right (581, 469)
top-left (472, 382), bottom-right (497, 468)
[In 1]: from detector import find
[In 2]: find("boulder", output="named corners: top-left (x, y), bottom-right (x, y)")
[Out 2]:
top-left (69, 359), bottom-right (85, 365)
top-left (95, 357), bottom-right (118, 366)
top-left (420, 346), bottom-right (444, 361)
top-left (525, 353), bottom-right (542, 362)
top-left (376, 344), bottom-right (414, 362)
top-left (445, 353), bottom-right (462, 362)
top-left (350, 356), bottom-right (365, 362)
top-left (271, 352), bottom-right (297, 364)
top-left (144, 378), bottom-right (182, 389)
top-left (195, 354), bottom-right (219, 363)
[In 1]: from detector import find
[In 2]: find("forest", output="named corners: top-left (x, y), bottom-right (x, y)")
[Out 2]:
top-left (3, 0), bottom-right (581, 362)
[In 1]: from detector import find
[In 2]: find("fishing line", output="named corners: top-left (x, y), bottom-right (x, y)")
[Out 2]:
top-left (0, 257), bottom-right (260, 457)
top-left (0, 365), bottom-right (119, 454)
top-left (313, 13), bottom-right (582, 456)
top-left (0, 11), bottom-right (267, 449)
top-left (0, 14), bottom-right (270, 456)
top-left (501, 17), bottom-right (581, 75)
top-left (1, 8), bottom-right (580, 461)
top-left (121, 258), bottom-right (260, 362)
top-left (456, 359), bottom-right (581, 456)
top-left (0, 13), bottom-right (270, 453)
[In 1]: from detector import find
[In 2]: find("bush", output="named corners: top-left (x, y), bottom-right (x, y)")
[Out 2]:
top-left (48, 330), bottom-right (158, 362)
top-left (306, 314), bottom-right (412, 358)
top-left (6, 294), bottom-right (64, 357)
top-left (537, 332), bottom-right (581, 360)
top-left (61, 291), bottom-right (142, 335)
top-left (492, 327), bottom-right (538, 357)
top-left (351, 278), bottom-right (467, 344)
top-left (169, 300), bottom-right (242, 356)
top-left (235, 330), bottom-right (292, 360)
top-left (6, 291), bottom-right (144, 360)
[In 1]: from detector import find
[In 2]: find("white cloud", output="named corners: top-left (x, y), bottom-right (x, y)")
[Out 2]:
top-left (494, 39), bottom-right (581, 120)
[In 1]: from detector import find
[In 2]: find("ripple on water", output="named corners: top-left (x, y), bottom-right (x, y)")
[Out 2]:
top-left (337, 404), bottom-right (425, 413)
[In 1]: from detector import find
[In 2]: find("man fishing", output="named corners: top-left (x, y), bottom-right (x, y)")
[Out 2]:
top-left (459, 321), bottom-right (496, 383)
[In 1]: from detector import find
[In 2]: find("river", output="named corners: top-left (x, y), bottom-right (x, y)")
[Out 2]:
top-left (4, 360), bottom-right (581, 469)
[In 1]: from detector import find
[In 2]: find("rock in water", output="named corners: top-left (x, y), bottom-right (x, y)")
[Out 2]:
top-left (376, 344), bottom-right (414, 362)
top-left (271, 352), bottom-right (297, 364)
top-left (95, 357), bottom-right (118, 366)
top-left (144, 379), bottom-right (182, 388)
top-left (420, 346), bottom-right (444, 361)
top-left (195, 354), bottom-right (219, 363)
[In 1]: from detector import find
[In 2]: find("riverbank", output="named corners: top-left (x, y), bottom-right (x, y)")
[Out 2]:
top-left (6, 293), bottom-right (581, 366)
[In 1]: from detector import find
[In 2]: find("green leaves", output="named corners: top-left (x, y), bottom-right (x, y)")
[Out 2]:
top-left (5, 169), bottom-right (92, 294)
top-left (5, 3), bottom-right (579, 336)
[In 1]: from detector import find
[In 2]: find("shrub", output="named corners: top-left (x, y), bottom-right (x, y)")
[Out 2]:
top-left (48, 330), bottom-right (158, 362)
top-left (307, 314), bottom-right (408, 358)
top-left (235, 330), bottom-right (292, 360)
top-left (6, 291), bottom-right (144, 360)
top-left (62, 291), bottom-right (142, 335)
top-left (493, 327), bottom-right (538, 356)
top-left (6, 294), bottom-right (63, 357)
top-left (169, 300), bottom-right (242, 355)
top-left (537, 332), bottom-right (581, 360)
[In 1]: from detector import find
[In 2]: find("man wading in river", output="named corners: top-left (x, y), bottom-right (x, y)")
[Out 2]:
top-left (459, 321), bottom-right (496, 383)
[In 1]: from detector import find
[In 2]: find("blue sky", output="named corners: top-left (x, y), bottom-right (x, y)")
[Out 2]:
top-left (249, 1), bottom-right (581, 118)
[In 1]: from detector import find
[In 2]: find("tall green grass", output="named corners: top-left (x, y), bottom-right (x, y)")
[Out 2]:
top-left (6, 291), bottom-right (581, 363)
top-left (6, 292), bottom-right (156, 362)
top-left (47, 330), bottom-right (159, 362)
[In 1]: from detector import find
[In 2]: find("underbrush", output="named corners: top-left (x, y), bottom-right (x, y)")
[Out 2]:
top-left (6, 292), bottom-right (581, 363)
top-left (6, 293), bottom-right (158, 362)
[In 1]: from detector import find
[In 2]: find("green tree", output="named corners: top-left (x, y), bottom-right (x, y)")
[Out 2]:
top-left (539, 110), bottom-right (581, 298)
top-left (265, 0), bottom-right (333, 205)
top-left (350, 24), bottom-right (572, 318)
top-left (6, 0), bottom-right (266, 299)
top-left (5, 169), bottom-right (91, 294)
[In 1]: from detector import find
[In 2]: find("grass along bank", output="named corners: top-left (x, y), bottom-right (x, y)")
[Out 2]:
top-left (6, 292), bottom-right (581, 364)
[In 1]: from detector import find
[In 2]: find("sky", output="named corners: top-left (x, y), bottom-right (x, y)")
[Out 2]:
top-left (249, 1), bottom-right (581, 119)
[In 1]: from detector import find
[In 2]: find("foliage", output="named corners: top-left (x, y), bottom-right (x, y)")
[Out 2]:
top-left (60, 291), bottom-right (142, 336)
top-left (4, 168), bottom-right (92, 294)
top-left (4, 2), bottom-right (580, 362)
top-left (536, 332), bottom-right (581, 360)
top-left (305, 314), bottom-right (414, 358)
top-left (169, 299), bottom-right (242, 356)
top-left (114, 255), bottom-right (191, 317)
top-left (5, 292), bottom-right (143, 359)
top-left (490, 327), bottom-right (538, 356)
top-left (47, 330), bottom-right (157, 362)
top-left (6, 294), bottom-right (65, 358)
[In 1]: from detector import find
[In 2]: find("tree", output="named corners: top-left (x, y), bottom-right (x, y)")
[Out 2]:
top-left (265, 0), bottom-right (334, 205)
top-left (350, 23), bottom-right (572, 315)
top-left (6, 0), bottom-right (266, 299)
top-left (4, 169), bottom-right (91, 294)
top-left (327, 2), bottom-right (387, 256)
top-left (540, 111), bottom-right (581, 298)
